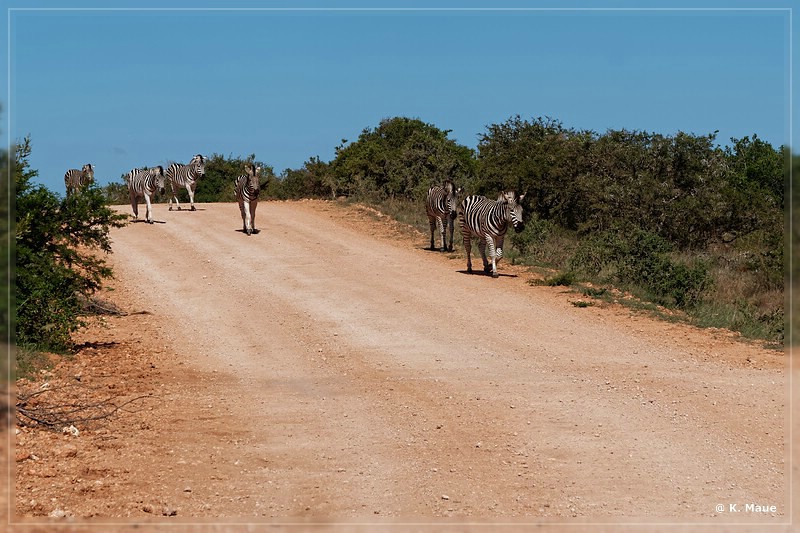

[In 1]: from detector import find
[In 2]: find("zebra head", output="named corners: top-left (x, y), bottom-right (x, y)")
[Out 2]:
top-left (247, 164), bottom-right (262, 192)
top-left (443, 180), bottom-right (462, 221)
top-left (191, 154), bottom-right (206, 178)
top-left (498, 190), bottom-right (525, 233)
top-left (82, 164), bottom-right (95, 185)
top-left (153, 166), bottom-right (166, 195)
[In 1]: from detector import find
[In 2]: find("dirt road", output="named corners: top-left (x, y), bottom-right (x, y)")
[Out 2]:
top-left (14, 200), bottom-right (788, 526)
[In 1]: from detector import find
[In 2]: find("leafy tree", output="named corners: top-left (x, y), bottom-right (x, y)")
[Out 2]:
top-left (15, 136), bottom-right (126, 351)
top-left (103, 180), bottom-right (130, 205)
top-left (331, 117), bottom-right (476, 201)
top-left (277, 156), bottom-right (337, 200)
top-left (195, 153), bottom-right (275, 203)
top-left (478, 116), bottom-right (575, 209)
top-left (726, 134), bottom-right (784, 207)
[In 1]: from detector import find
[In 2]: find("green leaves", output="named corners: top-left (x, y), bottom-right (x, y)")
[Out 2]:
top-left (196, 154), bottom-right (275, 203)
top-left (478, 118), bottom-right (784, 252)
top-left (331, 117), bottom-right (476, 201)
top-left (14, 137), bottom-right (126, 352)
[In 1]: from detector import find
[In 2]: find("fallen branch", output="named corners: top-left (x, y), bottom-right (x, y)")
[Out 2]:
top-left (16, 383), bottom-right (151, 430)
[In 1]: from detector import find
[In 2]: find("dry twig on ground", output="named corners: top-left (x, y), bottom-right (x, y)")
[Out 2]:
top-left (16, 383), bottom-right (150, 430)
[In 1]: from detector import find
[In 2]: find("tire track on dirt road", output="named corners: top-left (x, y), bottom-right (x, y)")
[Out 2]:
top-left (108, 201), bottom-right (786, 522)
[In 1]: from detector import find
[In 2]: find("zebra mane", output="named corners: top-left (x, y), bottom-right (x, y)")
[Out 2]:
top-left (498, 190), bottom-right (523, 204)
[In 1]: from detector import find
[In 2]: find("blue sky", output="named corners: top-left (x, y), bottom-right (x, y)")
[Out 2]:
top-left (3, 1), bottom-right (795, 192)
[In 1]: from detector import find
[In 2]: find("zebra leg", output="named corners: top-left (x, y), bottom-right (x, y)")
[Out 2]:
top-left (168, 183), bottom-right (175, 211)
top-left (144, 193), bottom-right (154, 224)
top-left (130, 193), bottom-right (139, 220)
top-left (486, 235), bottom-right (499, 277)
top-left (462, 231), bottom-right (473, 273)
top-left (244, 203), bottom-right (252, 236)
top-left (428, 215), bottom-right (436, 250)
top-left (478, 236), bottom-right (492, 274)
top-left (495, 236), bottom-right (505, 266)
top-left (436, 216), bottom-right (446, 251)
top-left (251, 200), bottom-right (258, 234)
top-left (238, 201), bottom-right (248, 233)
top-left (446, 216), bottom-right (455, 252)
top-left (188, 184), bottom-right (196, 211)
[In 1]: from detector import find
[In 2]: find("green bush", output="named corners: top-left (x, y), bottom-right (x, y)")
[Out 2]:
top-left (15, 137), bottom-right (126, 352)
top-left (194, 153), bottom-right (275, 203)
top-left (569, 228), bottom-right (710, 309)
top-left (508, 214), bottom-right (553, 259)
top-left (332, 117), bottom-right (476, 201)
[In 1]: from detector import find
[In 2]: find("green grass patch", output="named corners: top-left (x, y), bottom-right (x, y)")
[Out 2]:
top-left (544, 271), bottom-right (576, 287)
top-left (15, 345), bottom-right (61, 380)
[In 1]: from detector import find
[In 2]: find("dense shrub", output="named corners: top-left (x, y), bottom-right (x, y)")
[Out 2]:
top-left (195, 153), bottom-right (275, 203)
top-left (570, 228), bottom-right (711, 309)
top-left (15, 137), bottom-right (126, 351)
top-left (331, 117), bottom-right (477, 201)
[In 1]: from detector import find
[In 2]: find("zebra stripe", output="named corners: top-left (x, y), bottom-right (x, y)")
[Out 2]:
top-left (458, 191), bottom-right (525, 277)
top-left (64, 164), bottom-right (94, 196)
top-left (126, 166), bottom-right (166, 224)
top-left (425, 180), bottom-right (462, 252)
top-left (234, 164), bottom-right (263, 235)
top-left (166, 154), bottom-right (206, 211)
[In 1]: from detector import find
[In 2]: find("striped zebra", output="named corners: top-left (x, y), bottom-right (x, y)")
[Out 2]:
top-left (425, 180), bottom-right (462, 252)
top-left (64, 164), bottom-right (94, 196)
top-left (235, 163), bottom-right (263, 235)
top-left (125, 166), bottom-right (166, 224)
top-left (166, 154), bottom-right (205, 211)
top-left (459, 191), bottom-right (526, 278)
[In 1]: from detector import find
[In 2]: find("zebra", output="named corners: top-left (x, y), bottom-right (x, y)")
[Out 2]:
top-left (64, 164), bottom-right (94, 196)
top-left (425, 180), bottom-right (462, 252)
top-left (234, 163), bottom-right (263, 235)
top-left (125, 166), bottom-right (166, 224)
top-left (458, 190), bottom-right (526, 278)
top-left (166, 154), bottom-right (205, 211)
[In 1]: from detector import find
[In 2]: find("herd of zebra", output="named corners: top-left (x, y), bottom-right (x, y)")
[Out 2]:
top-left (426, 180), bottom-right (525, 278)
top-left (64, 154), bottom-right (265, 235)
top-left (65, 160), bottom-right (525, 277)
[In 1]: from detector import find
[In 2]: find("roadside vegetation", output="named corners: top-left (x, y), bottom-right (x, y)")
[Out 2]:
top-left (127, 115), bottom-right (781, 347)
top-left (14, 136), bottom-right (126, 374)
top-left (11, 114), bottom-right (790, 373)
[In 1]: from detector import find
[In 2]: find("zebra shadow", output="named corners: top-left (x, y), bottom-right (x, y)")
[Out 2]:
top-left (456, 269), bottom-right (518, 278)
top-left (75, 341), bottom-right (119, 350)
top-left (130, 219), bottom-right (167, 224)
top-left (170, 208), bottom-right (206, 212)
top-left (234, 229), bottom-right (262, 235)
